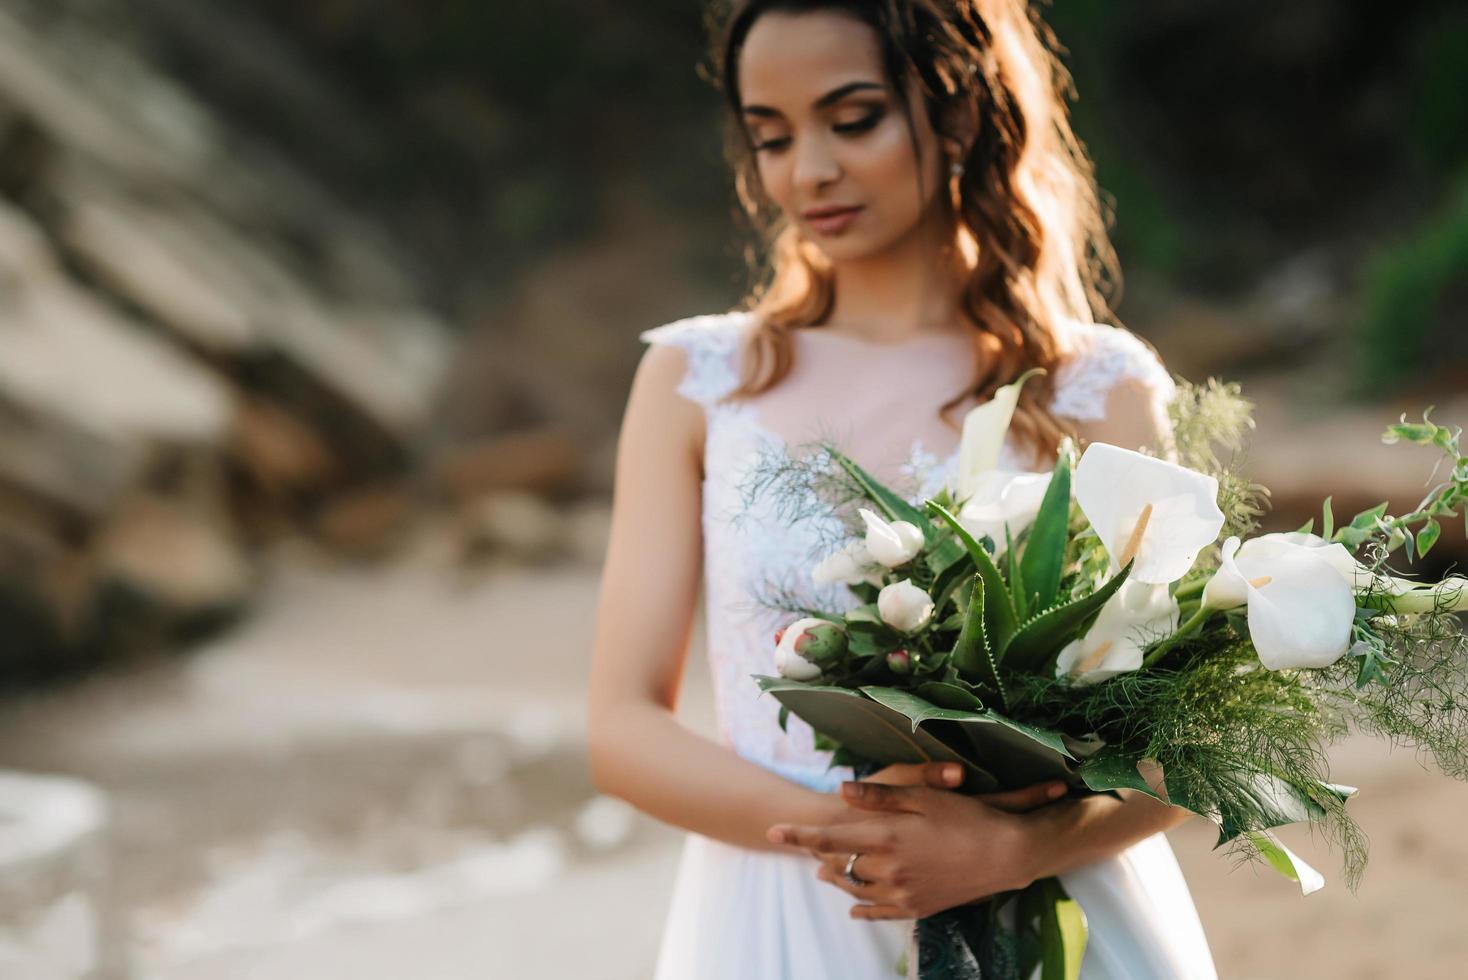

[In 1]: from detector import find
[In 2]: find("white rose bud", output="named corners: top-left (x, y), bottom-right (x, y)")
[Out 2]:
top-left (859, 508), bottom-right (925, 567)
top-left (774, 616), bottom-right (831, 680)
top-left (812, 540), bottom-right (885, 589)
top-left (877, 579), bottom-right (935, 633)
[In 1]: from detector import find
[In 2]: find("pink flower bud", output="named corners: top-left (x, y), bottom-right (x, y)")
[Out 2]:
top-left (886, 649), bottom-right (912, 674)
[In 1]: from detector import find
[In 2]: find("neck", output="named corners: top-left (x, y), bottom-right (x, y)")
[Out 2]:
top-left (825, 206), bottom-right (969, 342)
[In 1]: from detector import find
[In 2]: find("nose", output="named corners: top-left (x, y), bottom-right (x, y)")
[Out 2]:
top-left (791, 131), bottom-right (840, 194)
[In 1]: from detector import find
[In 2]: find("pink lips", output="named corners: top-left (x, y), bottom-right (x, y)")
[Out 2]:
top-left (803, 205), bottom-right (863, 235)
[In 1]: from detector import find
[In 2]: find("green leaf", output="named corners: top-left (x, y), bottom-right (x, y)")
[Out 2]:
top-left (1349, 502), bottom-right (1389, 531)
top-left (1038, 877), bottom-right (1087, 980)
top-left (925, 535), bottom-right (968, 575)
top-left (753, 677), bottom-right (996, 788)
top-left (846, 631), bottom-right (884, 658)
top-left (1321, 496), bottom-right (1335, 540)
top-left (925, 500), bottom-right (1019, 655)
top-left (1021, 455), bottom-right (1072, 613)
top-left (935, 610), bottom-right (966, 632)
top-left (1007, 523), bottom-right (1028, 622)
top-left (860, 686), bottom-right (1074, 788)
top-left (1077, 746), bottom-right (1165, 803)
top-left (777, 704), bottom-right (790, 732)
top-left (915, 681), bottom-right (984, 711)
top-left (931, 552), bottom-right (976, 614)
top-left (1418, 518), bottom-right (1441, 558)
top-left (1196, 772), bottom-right (1346, 847)
top-left (828, 448), bottom-right (937, 545)
top-left (1002, 561), bottom-right (1134, 675)
top-left (948, 573), bottom-right (1003, 702)
top-left (1244, 831), bottom-right (1325, 895)
top-left (1294, 517), bottom-right (1314, 535)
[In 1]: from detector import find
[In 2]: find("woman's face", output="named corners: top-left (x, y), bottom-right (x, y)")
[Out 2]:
top-left (737, 10), bottom-right (949, 263)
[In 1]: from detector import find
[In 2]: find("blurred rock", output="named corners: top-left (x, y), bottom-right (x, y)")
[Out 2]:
top-left (0, 6), bottom-right (459, 680)
top-left (459, 492), bottom-right (566, 565)
top-left (311, 482), bottom-right (420, 561)
top-left (432, 428), bottom-right (583, 502)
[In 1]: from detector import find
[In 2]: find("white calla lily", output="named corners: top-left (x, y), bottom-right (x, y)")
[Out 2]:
top-left (876, 579), bottom-right (934, 633)
top-left (1074, 443), bottom-right (1225, 585)
top-left (859, 508), bottom-right (925, 567)
top-left (956, 469), bottom-right (1056, 554)
top-left (1056, 580), bottom-right (1180, 686)
top-left (1267, 531), bottom-right (1421, 596)
top-left (954, 368), bottom-right (1044, 503)
top-left (774, 616), bottom-right (829, 680)
top-left (1202, 535), bottom-right (1355, 670)
top-left (811, 539), bottom-right (886, 589)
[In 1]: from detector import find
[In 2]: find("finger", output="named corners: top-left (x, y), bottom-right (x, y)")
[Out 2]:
top-left (839, 781), bottom-right (929, 814)
top-left (816, 856), bottom-right (894, 901)
top-left (979, 780), bottom-right (1068, 814)
top-left (766, 821), bottom-right (896, 853)
top-left (915, 762), bottom-right (965, 789)
top-left (851, 904), bottom-right (912, 921)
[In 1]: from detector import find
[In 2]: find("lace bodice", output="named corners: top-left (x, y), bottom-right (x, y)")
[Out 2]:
top-left (638, 310), bottom-right (1175, 792)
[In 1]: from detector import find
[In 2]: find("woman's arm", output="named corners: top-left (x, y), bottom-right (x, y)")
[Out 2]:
top-left (586, 341), bottom-right (846, 853)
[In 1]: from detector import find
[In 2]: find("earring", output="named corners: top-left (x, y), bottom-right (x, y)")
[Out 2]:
top-left (950, 160), bottom-right (965, 179)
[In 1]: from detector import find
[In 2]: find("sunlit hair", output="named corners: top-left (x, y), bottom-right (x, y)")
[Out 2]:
top-left (705, 0), bottom-right (1139, 465)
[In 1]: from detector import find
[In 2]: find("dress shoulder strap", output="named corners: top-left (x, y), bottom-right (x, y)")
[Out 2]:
top-left (1049, 320), bottom-right (1176, 422)
top-left (638, 310), bottom-right (756, 407)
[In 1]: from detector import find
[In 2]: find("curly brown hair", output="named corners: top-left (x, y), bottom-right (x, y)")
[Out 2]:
top-left (705, 0), bottom-right (1132, 466)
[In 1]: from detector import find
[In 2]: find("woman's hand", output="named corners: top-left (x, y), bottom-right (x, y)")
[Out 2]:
top-left (767, 774), bottom-right (1067, 921)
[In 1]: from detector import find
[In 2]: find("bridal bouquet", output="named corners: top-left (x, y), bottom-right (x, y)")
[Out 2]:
top-left (743, 371), bottom-right (1468, 980)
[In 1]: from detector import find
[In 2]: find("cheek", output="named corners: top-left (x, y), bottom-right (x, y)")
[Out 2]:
top-left (853, 124), bottom-right (931, 212)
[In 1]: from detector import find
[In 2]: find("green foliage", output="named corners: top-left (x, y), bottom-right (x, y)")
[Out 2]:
top-left (1355, 174), bottom-right (1468, 392)
top-left (1013, 631), bottom-right (1368, 887)
top-left (1021, 451), bottom-right (1074, 614)
top-left (1167, 377), bottom-right (1267, 544)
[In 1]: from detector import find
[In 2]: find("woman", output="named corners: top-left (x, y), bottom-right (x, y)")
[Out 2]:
top-left (587, 1), bottom-right (1217, 976)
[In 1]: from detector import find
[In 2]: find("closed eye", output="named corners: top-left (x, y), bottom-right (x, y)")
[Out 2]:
top-left (752, 110), bottom-right (885, 154)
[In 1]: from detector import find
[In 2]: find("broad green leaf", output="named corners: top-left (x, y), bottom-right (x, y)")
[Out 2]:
top-left (861, 686), bottom-right (1074, 788)
top-left (1002, 561), bottom-right (1134, 675)
top-left (1077, 746), bottom-right (1165, 803)
top-left (1039, 877), bottom-right (1087, 980)
top-left (925, 500), bottom-right (1019, 655)
top-left (754, 677), bottom-right (995, 788)
top-left (828, 447), bottom-right (937, 545)
top-left (1021, 455), bottom-right (1072, 614)
top-left (915, 680), bottom-right (984, 711)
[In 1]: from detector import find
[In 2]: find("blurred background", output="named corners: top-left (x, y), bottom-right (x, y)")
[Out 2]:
top-left (0, 0), bottom-right (1463, 976)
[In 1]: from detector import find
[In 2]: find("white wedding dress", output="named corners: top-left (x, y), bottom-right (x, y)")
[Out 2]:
top-left (639, 310), bottom-right (1217, 979)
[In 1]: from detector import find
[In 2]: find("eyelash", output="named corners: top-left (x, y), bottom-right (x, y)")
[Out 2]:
top-left (753, 111), bottom-right (884, 153)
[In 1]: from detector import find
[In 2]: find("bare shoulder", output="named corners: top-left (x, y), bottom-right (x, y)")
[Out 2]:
top-left (625, 339), bottom-right (706, 473)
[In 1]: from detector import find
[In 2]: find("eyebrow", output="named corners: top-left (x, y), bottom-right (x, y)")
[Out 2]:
top-left (741, 81), bottom-right (885, 118)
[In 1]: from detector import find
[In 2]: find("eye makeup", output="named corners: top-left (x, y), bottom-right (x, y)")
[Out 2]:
top-left (750, 106), bottom-right (887, 153)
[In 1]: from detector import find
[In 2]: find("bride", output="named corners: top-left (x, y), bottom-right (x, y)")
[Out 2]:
top-left (588, 1), bottom-right (1217, 976)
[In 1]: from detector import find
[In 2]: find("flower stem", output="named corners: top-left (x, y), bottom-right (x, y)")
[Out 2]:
top-left (1173, 579), bottom-right (1206, 601)
top-left (1142, 606), bottom-right (1214, 668)
top-left (1358, 581), bottom-right (1468, 615)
